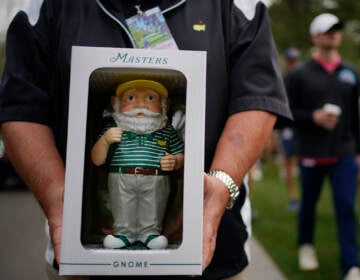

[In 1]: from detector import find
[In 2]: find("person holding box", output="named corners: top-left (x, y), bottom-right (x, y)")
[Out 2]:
top-left (0, 0), bottom-right (292, 279)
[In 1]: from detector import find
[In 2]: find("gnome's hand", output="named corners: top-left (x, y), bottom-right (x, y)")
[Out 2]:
top-left (160, 152), bottom-right (184, 171)
top-left (103, 127), bottom-right (123, 144)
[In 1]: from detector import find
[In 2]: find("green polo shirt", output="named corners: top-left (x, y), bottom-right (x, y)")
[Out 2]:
top-left (102, 120), bottom-right (184, 169)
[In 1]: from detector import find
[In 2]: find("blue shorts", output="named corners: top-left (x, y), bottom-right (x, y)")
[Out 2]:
top-left (280, 128), bottom-right (296, 157)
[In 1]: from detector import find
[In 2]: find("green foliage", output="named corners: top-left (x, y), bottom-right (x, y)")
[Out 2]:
top-left (269, 0), bottom-right (360, 68)
top-left (251, 158), bottom-right (360, 280)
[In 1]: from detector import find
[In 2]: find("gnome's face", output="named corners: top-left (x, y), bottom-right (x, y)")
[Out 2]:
top-left (120, 87), bottom-right (162, 116)
top-left (112, 87), bottom-right (168, 134)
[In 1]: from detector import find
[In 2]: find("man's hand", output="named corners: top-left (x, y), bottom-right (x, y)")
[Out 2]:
top-left (202, 173), bottom-right (229, 270)
top-left (204, 110), bottom-right (276, 270)
top-left (313, 108), bottom-right (339, 129)
top-left (49, 216), bottom-right (63, 263)
top-left (103, 127), bottom-right (123, 144)
top-left (0, 122), bottom-right (66, 264)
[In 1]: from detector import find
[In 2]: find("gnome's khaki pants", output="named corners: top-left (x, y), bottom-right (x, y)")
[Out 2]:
top-left (108, 173), bottom-right (170, 240)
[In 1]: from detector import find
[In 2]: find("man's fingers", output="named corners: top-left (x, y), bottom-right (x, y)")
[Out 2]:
top-left (202, 218), bottom-right (217, 270)
top-left (202, 174), bottom-right (218, 270)
top-left (49, 224), bottom-right (62, 263)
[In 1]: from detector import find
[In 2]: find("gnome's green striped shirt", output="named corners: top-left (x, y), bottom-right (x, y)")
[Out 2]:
top-left (102, 119), bottom-right (184, 169)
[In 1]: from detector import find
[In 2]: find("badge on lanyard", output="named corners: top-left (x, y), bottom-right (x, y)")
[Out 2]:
top-left (125, 6), bottom-right (178, 49)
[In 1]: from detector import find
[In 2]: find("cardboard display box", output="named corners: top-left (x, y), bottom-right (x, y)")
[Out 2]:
top-left (60, 47), bottom-right (206, 276)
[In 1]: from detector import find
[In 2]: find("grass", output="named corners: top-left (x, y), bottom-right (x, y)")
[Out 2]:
top-left (250, 156), bottom-right (360, 280)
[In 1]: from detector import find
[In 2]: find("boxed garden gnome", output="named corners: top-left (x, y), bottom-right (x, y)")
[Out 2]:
top-left (60, 47), bottom-right (206, 276)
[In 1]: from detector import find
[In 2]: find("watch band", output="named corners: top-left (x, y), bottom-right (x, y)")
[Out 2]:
top-left (208, 170), bottom-right (240, 209)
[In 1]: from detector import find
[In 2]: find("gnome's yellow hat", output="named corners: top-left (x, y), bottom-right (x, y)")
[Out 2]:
top-left (116, 79), bottom-right (168, 98)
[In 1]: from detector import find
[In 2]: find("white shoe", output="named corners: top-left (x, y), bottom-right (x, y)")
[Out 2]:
top-left (298, 244), bottom-right (319, 271)
top-left (103, 234), bottom-right (131, 249)
top-left (344, 267), bottom-right (360, 280)
top-left (142, 235), bottom-right (168, 249)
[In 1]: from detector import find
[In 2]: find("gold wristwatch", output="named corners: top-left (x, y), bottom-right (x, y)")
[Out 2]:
top-left (208, 170), bottom-right (240, 209)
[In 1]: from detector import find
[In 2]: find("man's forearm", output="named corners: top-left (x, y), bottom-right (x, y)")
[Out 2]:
top-left (0, 122), bottom-right (65, 222)
top-left (210, 110), bottom-right (277, 185)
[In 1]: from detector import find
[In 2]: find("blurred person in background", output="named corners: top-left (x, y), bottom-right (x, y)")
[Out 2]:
top-left (279, 47), bottom-right (302, 212)
top-left (287, 13), bottom-right (360, 280)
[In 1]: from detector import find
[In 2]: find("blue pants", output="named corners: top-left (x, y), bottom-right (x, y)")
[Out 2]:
top-left (298, 156), bottom-right (359, 275)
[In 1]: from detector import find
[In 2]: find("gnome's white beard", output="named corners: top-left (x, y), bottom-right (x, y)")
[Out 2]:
top-left (112, 108), bottom-right (168, 134)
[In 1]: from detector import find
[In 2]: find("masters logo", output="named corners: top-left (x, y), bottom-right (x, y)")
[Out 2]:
top-left (110, 52), bottom-right (168, 65)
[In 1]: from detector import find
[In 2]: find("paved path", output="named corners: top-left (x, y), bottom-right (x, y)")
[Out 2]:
top-left (0, 191), bottom-right (287, 280)
top-left (0, 191), bottom-right (48, 280)
top-left (249, 238), bottom-right (287, 280)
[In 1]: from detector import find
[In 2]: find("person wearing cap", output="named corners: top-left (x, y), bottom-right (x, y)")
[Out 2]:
top-left (284, 47), bottom-right (301, 73)
top-left (286, 13), bottom-right (360, 279)
top-left (91, 79), bottom-right (184, 250)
